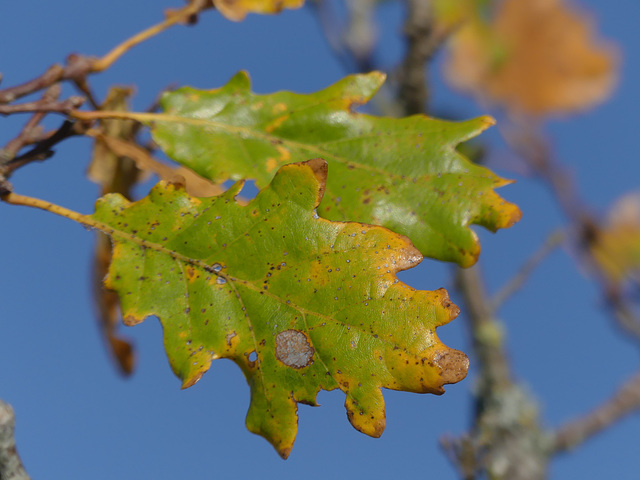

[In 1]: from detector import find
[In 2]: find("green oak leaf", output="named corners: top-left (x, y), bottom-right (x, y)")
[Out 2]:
top-left (92, 159), bottom-right (468, 458)
top-left (148, 71), bottom-right (521, 267)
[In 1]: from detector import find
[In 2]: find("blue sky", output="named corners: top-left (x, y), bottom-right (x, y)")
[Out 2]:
top-left (1, 1), bottom-right (639, 478)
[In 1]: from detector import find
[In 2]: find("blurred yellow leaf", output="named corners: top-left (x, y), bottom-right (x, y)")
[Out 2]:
top-left (213, 0), bottom-right (304, 21)
top-left (591, 193), bottom-right (640, 287)
top-left (432, 0), bottom-right (477, 31)
top-left (444, 0), bottom-right (618, 116)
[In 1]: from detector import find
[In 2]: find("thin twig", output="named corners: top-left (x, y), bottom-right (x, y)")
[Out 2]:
top-left (0, 3), bottom-right (207, 105)
top-left (0, 64), bottom-right (65, 104)
top-left (491, 229), bottom-right (565, 310)
top-left (342, 0), bottom-right (378, 73)
top-left (308, 0), bottom-right (360, 73)
top-left (72, 78), bottom-right (101, 110)
top-left (607, 293), bottom-right (640, 342)
top-left (456, 267), bottom-right (511, 390)
top-left (501, 124), bottom-right (584, 220)
top-left (397, 0), bottom-right (447, 115)
top-left (1, 191), bottom-right (228, 277)
top-left (450, 267), bottom-right (550, 480)
top-left (389, 8), bottom-right (550, 475)
top-left (2, 120), bottom-right (85, 176)
top-left (0, 96), bottom-right (84, 116)
top-left (91, 2), bottom-right (206, 73)
top-left (1, 85), bottom-right (63, 164)
top-left (553, 371), bottom-right (640, 453)
top-left (503, 122), bottom-right (640, 344)
top-left (0, 399), bottom-right (30, 480)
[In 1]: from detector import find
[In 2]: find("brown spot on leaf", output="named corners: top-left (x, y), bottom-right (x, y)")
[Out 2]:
top-left (433, 349), bottom-right (469, 385)
top-left (275, 329), bottom-right (314, 369)
top-left (302, 158), bottom-right (328, 205)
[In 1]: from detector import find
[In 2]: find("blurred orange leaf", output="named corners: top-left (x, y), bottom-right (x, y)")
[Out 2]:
top-left (444, 0), bottom-right (618, 116)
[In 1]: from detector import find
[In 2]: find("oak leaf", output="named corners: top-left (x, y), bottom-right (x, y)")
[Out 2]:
top-left (444, 0), bottom-right (618, 116)
top-left (92, 159), bottom-right (468, 457)
top-left (144, 71), bottom-right (520, 267)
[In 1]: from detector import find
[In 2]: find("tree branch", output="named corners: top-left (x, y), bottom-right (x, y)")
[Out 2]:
top-left (0, 2), bottom-right (207, 105)
top-left (91, 1), bottom-right (209, 73)
top-left (445, 267), bottom-right (550, 480)
top-left (2, 120), bottom-right (86, 178)
top-left (397, 0), bottom-right (447, 115)
top-left (552, 371), bottom-right (640, 453)
top-left (0, 399), bottom-right (30, 480)
top-left (503, 122), bottom-right (640, 344)
top-left (491, 229), bottom-right (565, 310)
top-left (0, 96), bottom-right (85, 116)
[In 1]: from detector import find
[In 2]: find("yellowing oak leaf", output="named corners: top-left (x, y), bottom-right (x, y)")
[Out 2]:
top-left (444, 0), bottom-right (618, 116)
top-left (91, 159), bottom-right (468, 458)
top-left (213, 0), bottom-right (304, 21)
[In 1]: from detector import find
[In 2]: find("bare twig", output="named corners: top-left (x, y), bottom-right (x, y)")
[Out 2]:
top-left (553, 371), bottom-right (640, 453)
top-left (448, 267), bottom-right (550, 480)
top-left (491, 229), bottom-right (565, 310)
top-left (607, 293), bottom-right (640, 342)
top-left (1, 85), bottom-right (62, 163)
top-left (388, 9), bottom-right (551, 475)
top-left (309, 0), bottom-right (356, 72)
top-left (0, 55), bottom-right (94, 106)
top-left (456, 267), bottom-right (511, 390)
top-left (2, 120), bottom-right (85, 176)
top-left (0, 3), bottom-right (207, 106)
top-left (503, 122), bottom-right (640, 344)
top-left (0, 96), bottom-right (85, 116)
top-left (501, 123), bottom-right (584, 220)
top-left (397, 0), bottom-right (448, 115)
top-left (0, 399), bottom-right (30, 480)
top-left (343, 0), bottom-right (378, 73)
top-left (0, 64), bottom-right (66, 104)
top-left (91, 2), bottom-right (207, 73)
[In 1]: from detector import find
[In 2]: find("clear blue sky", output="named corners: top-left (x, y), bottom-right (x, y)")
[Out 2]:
top-left (1, 1), bottom-right (639, 478)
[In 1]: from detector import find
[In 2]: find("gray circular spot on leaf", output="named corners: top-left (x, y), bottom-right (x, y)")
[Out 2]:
top-left (275, 330), bottom-right (314, 369)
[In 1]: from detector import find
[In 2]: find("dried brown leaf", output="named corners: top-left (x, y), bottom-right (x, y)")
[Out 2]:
top-left (88, 87), bottom-right (141, 375)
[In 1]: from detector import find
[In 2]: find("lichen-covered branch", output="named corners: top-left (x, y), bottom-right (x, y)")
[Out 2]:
top-left (445, 267), bottom-right (551, 480)
top-left (0, 399), bottom-right (30, 480)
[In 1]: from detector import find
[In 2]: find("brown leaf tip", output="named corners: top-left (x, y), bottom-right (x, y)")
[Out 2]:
top-left (302, 158), bottom-right (328, 204)
top-left (278, 445), bottom-right (293, 460)
top-left (436, 287), bottom-right (461, 322)
top-left (275, 330), bottom-right (315, 369)
top-left (433, 349), bottom-right (469, 385)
